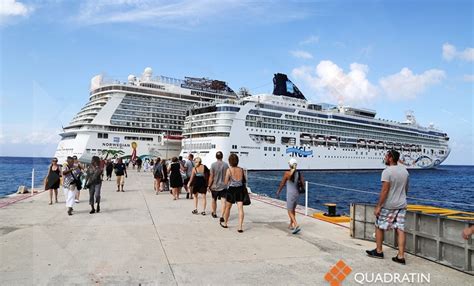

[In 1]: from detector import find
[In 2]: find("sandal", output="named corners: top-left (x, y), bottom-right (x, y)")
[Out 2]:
top-left (220, 221), bottom-right (228, 228)
top-left (192, 209), bottom-right (198, 214)
top-left (211, 213), bottom-right (217, 218)
top-left (238, 229), bottom-right (243, 233)
top-left (201, 211), bottom-right (206, 216)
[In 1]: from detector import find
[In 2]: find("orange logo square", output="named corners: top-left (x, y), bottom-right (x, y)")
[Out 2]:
top-left (325, 260), bottom-right (352, 286)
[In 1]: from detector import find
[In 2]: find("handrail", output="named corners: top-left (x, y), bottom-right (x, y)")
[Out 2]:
top-left (247, 174), bottom-right (474, 208)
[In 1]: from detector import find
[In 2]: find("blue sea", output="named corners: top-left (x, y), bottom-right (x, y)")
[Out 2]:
top-left (1, 156), bottom-right (473, 214)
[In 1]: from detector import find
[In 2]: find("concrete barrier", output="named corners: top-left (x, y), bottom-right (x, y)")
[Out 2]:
top-left (350, 203), bottom-right (473, 275)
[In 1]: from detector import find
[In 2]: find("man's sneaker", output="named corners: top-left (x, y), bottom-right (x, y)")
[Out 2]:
top-left (75, 199), bottom-right (79, 203)
top-left (392, 256), bottom-right (406, 265)
top-left (366, 249), bottom-right (384, 259)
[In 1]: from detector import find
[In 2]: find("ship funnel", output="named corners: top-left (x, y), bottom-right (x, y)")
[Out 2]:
top-left (272, 73), bottom-right (306, 100)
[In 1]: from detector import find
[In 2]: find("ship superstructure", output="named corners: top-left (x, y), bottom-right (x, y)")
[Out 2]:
top-left (180, 74), bottom-right (450, 170)
top-left (55, 67), bottom-right (237, 163)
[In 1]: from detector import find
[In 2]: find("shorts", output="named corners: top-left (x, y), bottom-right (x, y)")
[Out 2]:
top-left (375, 208), bottom-right (406, 231)
top-left (226, 186), bottom-right (244, 204)
top-left (211, 189), bottom-right (226, 200)
top-left (183, 178), bottom-right (190, 185)
top-left (116, 175), bottom-right (125, 185)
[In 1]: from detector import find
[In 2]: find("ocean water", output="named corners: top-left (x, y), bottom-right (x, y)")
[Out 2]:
top-left (0, 157), bottom-right (472, 214)
top-left (247, 165), bottom-right (474, 214)
top-left (0, 157), bottom-right (51, 197)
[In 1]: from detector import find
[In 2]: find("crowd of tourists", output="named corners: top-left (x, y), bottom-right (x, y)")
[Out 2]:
top-left (43, 150), bottom-right (473, 247)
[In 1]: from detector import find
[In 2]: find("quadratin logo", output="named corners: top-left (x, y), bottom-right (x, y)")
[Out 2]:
top-left (325, 260), bottom-right (352, 286)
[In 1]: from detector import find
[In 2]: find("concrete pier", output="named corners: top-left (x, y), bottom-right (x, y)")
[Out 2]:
top-left (0, 170), bottom-right (471, 285)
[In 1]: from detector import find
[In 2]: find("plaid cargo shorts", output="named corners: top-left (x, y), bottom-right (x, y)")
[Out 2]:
top-left (375, 208), bottom-right (406, 231)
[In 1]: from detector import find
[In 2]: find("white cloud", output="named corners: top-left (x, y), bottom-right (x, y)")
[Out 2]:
top-left (74, 0), bottom-right (308, 27)
top-left (463, 74), bottom-right (474, 82)
top-left (299, 35), bottom-right (319, 45)
top-left (292, 60), bottom-right (378, 105)
top-left (442, 43), bottom-right (474, 62)
top-left (290, 50), bottom-right (313, 59)
top-left (379, 68), bottom-right (446, 100)
top-left (0, 0), bottom-right (33, 25)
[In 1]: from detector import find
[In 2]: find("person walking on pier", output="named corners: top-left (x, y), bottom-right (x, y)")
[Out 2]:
top-left (72, 155), bottom-right (83, 203)
top-left (136, 157), bottom-right (143, 172)
top-left (161, 159), bottom-right (169, 193)
top-left (169, 157), bottom-right (183, 200)
top-left (208, 151), bottom-right (229, 220)
top-left (276, 158), bottom-right (304, 234)
top-left (221, 154), bottom-right (246, 232)
top-left (188, 157), bottom-right (209, 215)
top-left (45, 157), bottom-right (61, 205)
top-left (85, 156), bottom-right (103, 214)
top-left (366, 150), bottom-right (409, 265)
top-left (114, 158), bottom-right (127, 192)
top-left (105, 160), bottom-right (113, 181)
top-left (62, 156), bottom-right (79, 215)
top-left (153, 157), bottom-right (163, 194)
top-left (183, 154), bottom-right (194, 199)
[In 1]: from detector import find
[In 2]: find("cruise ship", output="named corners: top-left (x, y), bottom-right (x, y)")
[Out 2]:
top-left (180, 73), bottom-right (450, 170)
top-left (54, 68), bottom-right (237, 164)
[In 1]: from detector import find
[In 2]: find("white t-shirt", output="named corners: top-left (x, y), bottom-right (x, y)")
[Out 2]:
top-left (381, 164), bottom-right (409, 209)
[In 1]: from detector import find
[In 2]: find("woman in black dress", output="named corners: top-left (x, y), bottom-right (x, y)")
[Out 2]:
top-left (45, 157), bottom-right (61, 205)
top-left (187, 157), bottom-right (209, 215)
top-left (105, 160), bottom-right (113, 181)
top-left (168, 157), bottom-right (183, 200)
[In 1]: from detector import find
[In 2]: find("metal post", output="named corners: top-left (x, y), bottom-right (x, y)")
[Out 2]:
top-left (31, 168), bottom-right (35, 195)
top-left (305, 181), bottom-right (308, 216)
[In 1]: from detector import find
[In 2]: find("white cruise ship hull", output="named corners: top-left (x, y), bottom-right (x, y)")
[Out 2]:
top-left (180, 92), bottom-right (450, 170)
top-left (55, 131), bottom-right (181, 164)
top-left (181, 136), bottom-right (449, 171)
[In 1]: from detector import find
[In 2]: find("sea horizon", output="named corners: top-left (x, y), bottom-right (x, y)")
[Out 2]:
top-left (1, 155), bottom-right (472, 167)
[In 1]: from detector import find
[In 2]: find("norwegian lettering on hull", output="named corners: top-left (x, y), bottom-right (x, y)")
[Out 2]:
top-left (102, 142), bottom-right (131, 148)
top-left (286, 147), bottom-right (313, 157)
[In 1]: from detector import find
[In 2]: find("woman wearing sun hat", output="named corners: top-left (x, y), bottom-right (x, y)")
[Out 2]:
top-left (276, 158), bottom-right (304, 234)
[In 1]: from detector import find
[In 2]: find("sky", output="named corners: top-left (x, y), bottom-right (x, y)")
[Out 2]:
top-left (0, 0), bottom-right (472, 165)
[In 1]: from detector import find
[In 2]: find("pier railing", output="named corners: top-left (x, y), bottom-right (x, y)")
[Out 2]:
top-left (350, 203), bottom-right (473, 275)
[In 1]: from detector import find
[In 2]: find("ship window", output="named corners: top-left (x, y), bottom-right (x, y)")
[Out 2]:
top-left (264, 147), bottom-right (267, 151)
top-left (281, 137), bottom-right (296, 145)
top-left (98, 133), bottom-right (103, 138)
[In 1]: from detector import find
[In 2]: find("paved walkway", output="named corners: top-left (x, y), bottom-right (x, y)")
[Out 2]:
top-left (0, 170), bottom-right (471, 285)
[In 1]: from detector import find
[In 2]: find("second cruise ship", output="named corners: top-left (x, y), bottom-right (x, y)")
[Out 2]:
top-left (180, 73), bottom-right (450, 170)
top-left (54, 67), bottom-right (237, 163)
